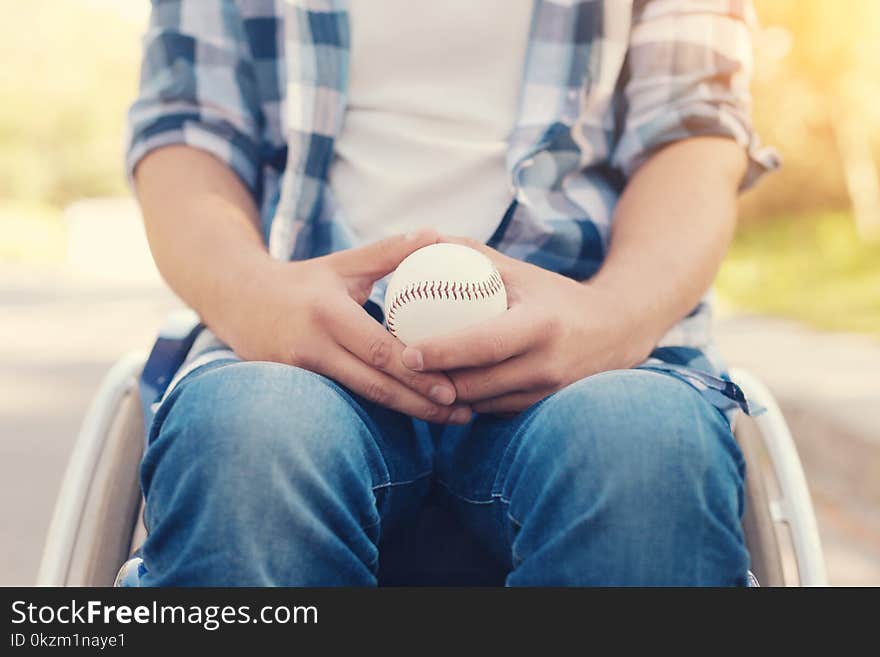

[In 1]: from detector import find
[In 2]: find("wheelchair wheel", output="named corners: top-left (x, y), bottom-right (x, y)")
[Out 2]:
top-left (39, 351), bottom-right (827, 586)
top-left (37, 351), bottom-right (147, 586)
top-left (730, 367), bottom-right (828, 586)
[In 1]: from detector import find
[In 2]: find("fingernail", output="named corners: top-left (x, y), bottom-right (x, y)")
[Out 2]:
top-left (402, 347), bottom-right (423, 371)
top-left (449, 408), bottom-right (472, 425)
top-left (429, 385), bottom-right (455, 406)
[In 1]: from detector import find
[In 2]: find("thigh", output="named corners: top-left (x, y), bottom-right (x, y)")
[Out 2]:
top-left (142, 358), bottom-right (435, 536)
top-left (433, 368), bottom-right (746, 568)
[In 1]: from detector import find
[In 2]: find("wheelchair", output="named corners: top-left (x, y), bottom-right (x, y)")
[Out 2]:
top-left (37, 310), bottom-right (828, 586)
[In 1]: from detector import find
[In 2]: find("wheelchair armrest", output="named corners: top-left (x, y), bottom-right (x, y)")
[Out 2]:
top-left (138, 309), bottom-right (202, 433)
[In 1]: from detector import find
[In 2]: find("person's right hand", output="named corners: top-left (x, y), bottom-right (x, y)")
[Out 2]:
top-left (217, 229), bottom-right (472, 424)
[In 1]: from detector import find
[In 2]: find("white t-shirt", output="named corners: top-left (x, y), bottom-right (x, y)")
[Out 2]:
top-left (328, 0), bottom-right (532, 244)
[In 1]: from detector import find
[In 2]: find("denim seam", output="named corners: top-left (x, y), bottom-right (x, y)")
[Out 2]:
top-left (358, 515), bottom-right (383, 532)
top-left (489, 396), bottom-right (555, 497)
top-left (352, 517), bottom-right (383, 571)
top-left (371, 470), bottom-right (433, 492)
top-left (434, 480), bottom-right (526, 567)
top-left (503, 503), bottom-right (523, 529)
top-left (434, 480), bottom-right (525, 526)
top-left (495, 498), bottom-right (526, 566)
top-left (434, 478), bottom-right (499, 505)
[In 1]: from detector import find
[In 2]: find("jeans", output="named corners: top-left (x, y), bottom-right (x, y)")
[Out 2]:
top-left (139, 360), bottom-right (749, 586)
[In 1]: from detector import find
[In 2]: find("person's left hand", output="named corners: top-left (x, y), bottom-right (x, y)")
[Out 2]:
top-left (399, 236), bottom-right (656, 414)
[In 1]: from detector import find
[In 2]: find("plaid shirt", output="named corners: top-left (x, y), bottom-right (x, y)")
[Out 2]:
top-left (127, 0), bottom-right (776, 418)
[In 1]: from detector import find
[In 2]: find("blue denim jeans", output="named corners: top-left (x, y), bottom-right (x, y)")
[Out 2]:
top-left (139, 360), bottom-right (749, 586)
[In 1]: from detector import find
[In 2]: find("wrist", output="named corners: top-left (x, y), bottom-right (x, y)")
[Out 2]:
top-left (201, 252), bottom-right (290, 346)
top-left (579, 278), bottom-right (661, 366)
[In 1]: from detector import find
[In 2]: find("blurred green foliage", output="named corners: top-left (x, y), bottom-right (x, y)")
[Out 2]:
top-left (718, 211), bottom-right (880, 336)
top-left (1, 0), bottom-right (876, 222)
top-left (741, 0), bottom-right (880, 222)
top-left (0, 0), bottom-right (142, 208)
top-left (1, 1), bottom-right (877, 332)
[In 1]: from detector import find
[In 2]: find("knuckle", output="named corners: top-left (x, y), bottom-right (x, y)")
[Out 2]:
top-left (348, 281), bottom-right (373, 305)
top-left (413, 374), bottom-right (442, 399)
top-left (453, 380), bottom-right (471, 401)
top-left (418, 403), bottom-right (441, 421)
top-left (284, 347), bottom-right (305, 368)
top-left (456, 376), bottom-right (479, 401)
top-left (476, 401), bottom-right (506, 416)
top-left (431, 348), bottom-right (452, 371)
top-left (402, 367), bottom-right (426, 386)
top-left (298, 350), bottom-right (319, 370)
top-left (364, 380), bottom-right (393, 406)
top-left (367, 336), bottom-right (392, 369)
top-left (413, 345), bottom-right (446, 372)
top-left (535, 365), bottom-right (564, 389)
top-left (488, 333), bottom-right (507, 362)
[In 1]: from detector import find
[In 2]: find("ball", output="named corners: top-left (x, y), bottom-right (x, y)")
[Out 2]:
top-left (384, 243), bottom-right (508, 345)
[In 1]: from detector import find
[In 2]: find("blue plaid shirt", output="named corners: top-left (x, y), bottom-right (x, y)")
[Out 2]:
top-left (127, 0), bottom-right (777, 417)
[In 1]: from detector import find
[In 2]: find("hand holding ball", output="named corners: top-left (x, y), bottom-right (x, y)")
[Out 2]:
top-left (384, 243), bottom-right (508, 345)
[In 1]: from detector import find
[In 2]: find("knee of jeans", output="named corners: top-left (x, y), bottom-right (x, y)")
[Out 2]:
top-left (509, 370), bottom-right (745, 507)
top-left (142, 361), bottom-right (381, 501)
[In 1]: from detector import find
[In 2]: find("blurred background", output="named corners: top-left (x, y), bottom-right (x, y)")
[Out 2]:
top-left (1, 0), bottom-right (877, 585)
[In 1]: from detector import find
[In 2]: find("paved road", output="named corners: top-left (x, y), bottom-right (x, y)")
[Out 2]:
top-left (1, 265), bottom-right (877, 585)
top-left (0, 265), bottom-right (181, 585)
top-left (716, 313), bottom-right (880, 585)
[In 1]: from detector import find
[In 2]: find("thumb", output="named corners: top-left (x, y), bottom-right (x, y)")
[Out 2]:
top-left (334, 229), bottom-right (440, 280)
top-left (438, 234), bottom-right (519, 281)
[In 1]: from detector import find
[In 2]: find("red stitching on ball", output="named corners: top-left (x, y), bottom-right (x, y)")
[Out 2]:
top-left (385, 267), bottom-right (504, 338)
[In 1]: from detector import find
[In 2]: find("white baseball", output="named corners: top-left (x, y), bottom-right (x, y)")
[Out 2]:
top-left (384, 243), bottom-right (508, 345)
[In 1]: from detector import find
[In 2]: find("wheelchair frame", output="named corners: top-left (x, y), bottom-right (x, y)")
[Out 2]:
top-left (38, 315), bottom-right (828, 587)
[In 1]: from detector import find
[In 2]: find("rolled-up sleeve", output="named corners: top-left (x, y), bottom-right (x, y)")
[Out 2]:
top-left (611, 0), bottom-right (779, 189)
top-left (125, 0), bottom-right (264, 196)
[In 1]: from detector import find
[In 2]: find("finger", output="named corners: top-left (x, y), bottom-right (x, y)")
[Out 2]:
top-left (438, 235), bottom-right (520, 280)
top-left (449, 355), bottom-right (558, 403)
top-left (320, 347), bottom-right (472, 424)
top-left (438, 235), bottom-right (494, 256)
top-left (333, 229), bottom-right (440, 279)
top-left (402, 305), bottom-right (543, 372)
top-left (472, 389), bottom-right (554, 415)
top-left (327, 301), bottom-right (459, 406)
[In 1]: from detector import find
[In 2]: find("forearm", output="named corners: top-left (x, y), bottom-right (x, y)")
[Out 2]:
top-left (134, 146), bottom-right (468, 420)
top-left (590, 137), bottom-right (747, 354)
top-left (133, 145), bottom-right (277, 341)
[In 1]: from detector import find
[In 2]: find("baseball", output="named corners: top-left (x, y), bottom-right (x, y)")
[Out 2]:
top-left (384, 243), bottom-right (508, 345)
